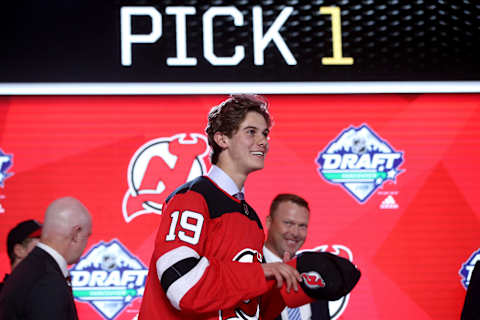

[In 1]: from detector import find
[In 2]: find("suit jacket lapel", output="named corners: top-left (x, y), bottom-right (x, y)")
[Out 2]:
top-left (34, 247), bottom-right (79, 320)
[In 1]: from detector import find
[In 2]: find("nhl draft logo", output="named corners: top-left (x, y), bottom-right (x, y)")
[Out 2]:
top-left (316, 124), bottom-right (404, 203)
top-left (70, 239), bottom-right (148, 320)
top-left (122, 133), bottom-right (209, 223)
top-left (0, 149), bottom-right (13, 188)
top-left (299, 244), bottom-right (355, 320)
top-left (459, 249), bottom-right (480, 289)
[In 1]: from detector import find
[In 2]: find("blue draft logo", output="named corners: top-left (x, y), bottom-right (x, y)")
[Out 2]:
top-left (70, 239), bottom-right (148, 320)
top-left (459, 249), bottom-right (480, 289)
top-left (316, 124), bottom-right (404, 203)
top-left (0, 149), bottom-right (13, 188)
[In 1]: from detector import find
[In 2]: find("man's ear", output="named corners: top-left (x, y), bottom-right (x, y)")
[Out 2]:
top-left (214, 131), bottom-right (229, 149)
top-left (266, 215), bottom-right (272, 230)
top-left (13, 243), bottom-right (27, 259)
top-left (71, 225), bottom-right (82, 242)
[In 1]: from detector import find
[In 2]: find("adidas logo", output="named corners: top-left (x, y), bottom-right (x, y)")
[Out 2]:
top-left (380, 195), bottom-right (398, 209)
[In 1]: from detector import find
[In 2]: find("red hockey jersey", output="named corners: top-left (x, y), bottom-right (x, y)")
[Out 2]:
top-left (139, 176), bottom-right (277, 320)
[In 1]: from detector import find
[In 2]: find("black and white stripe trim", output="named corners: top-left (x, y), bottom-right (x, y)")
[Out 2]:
top-left (156, 246), bottom-right (210, 310)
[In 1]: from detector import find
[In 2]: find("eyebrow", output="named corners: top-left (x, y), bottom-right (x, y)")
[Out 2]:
top-left (241, 125), bottom-right (270, 135)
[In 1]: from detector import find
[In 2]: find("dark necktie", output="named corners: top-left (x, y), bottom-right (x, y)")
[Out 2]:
top-left (234, 192), bottom-right (249, 216)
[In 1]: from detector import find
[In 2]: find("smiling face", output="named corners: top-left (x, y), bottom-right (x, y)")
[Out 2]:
top-left (216, 111), bottom-right (270, 180)
top-left (266, 200), bottom-right (309, 259)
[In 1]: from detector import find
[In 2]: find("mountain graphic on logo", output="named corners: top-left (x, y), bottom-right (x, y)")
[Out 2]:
top-left (326, 126), bottom-right (393, 154)
top-left (75, 241), bottom-right (144, 271)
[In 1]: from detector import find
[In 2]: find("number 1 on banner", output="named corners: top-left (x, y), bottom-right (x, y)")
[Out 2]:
top-left (320, 6), bottom-right (354, 65)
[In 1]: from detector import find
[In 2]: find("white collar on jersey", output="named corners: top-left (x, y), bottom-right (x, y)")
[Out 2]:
top-left (207, 165), bottom-right (245, 197)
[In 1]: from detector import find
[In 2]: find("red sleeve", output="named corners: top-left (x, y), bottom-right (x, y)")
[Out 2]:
top-left (260, 266), bottom-right (315, 320)
top-left (259, 286), bottom-right (287, 320)
top-left (152, 190), bottom-right (269, 314)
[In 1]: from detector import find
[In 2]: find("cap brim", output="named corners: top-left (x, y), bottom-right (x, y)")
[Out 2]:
top-left (28, 228), bottom-right (42, 238)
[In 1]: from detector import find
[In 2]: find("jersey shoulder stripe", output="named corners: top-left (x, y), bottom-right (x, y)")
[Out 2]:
top-left (165, 176), bottom-right (263, 229)
top-left (156, 246), bottom-right (210, 310)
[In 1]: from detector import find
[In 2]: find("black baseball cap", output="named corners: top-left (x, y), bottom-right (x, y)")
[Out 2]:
top-left (7, 219), bottom-right (42, 257)
top-left (296, 251), bottom-right (361, 301)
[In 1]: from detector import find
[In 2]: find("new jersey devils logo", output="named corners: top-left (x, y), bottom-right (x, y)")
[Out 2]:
top-left (219, 249), bottom-right (262, 320)
top-left (122, 134), bottom-right (209, 223)
top-left (301, 271), bottom-right (325, 289)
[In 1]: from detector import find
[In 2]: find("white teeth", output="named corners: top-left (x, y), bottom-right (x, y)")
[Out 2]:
top-left (251, 151), bottom-right (264, 156)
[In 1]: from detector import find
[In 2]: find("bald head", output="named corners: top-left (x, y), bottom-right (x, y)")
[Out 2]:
top-left (41, 197), bottom-right (92, 265)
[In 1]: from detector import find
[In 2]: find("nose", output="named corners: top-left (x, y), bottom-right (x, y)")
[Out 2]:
top-left (290, 224), bottom-right (300, 238)
top-left (257, 134), bottom-right (268, 148)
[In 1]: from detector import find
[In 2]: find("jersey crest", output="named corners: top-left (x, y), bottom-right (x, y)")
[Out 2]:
top-left (219, 249), bottom-right (262, 320)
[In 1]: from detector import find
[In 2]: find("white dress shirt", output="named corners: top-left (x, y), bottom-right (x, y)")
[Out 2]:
top-left (263, 246), bottom-right (312, 320)
top-left (207, 165), bottom-right (245, 197)
top-left (37, 242), bottom-right (69, 278)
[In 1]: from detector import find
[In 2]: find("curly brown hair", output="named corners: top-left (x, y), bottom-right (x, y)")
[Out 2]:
top-left (205, 94), bottom-right (272, 164)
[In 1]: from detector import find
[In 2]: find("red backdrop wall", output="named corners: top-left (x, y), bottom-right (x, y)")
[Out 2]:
top-left (0, 94), bottom-right (479, 319)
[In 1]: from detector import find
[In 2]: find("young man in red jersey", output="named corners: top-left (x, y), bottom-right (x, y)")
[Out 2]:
top-left (139, 94), bottom-right (301, 320)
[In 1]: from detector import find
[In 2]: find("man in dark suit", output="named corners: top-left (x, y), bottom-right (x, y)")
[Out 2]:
top-left (0, 219), bottom-right (42, 292)
top-left (0, 196), bottom-right (92, 320)
top-left (263, 194), bottom-right (330, 320)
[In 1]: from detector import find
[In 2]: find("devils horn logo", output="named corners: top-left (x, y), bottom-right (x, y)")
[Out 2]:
top-left (122, 134), bottom-right (209, 223)
top-left (301, 271), bottom-right (325, 289)
top-left (219, 249), bottom-right (262, 320)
